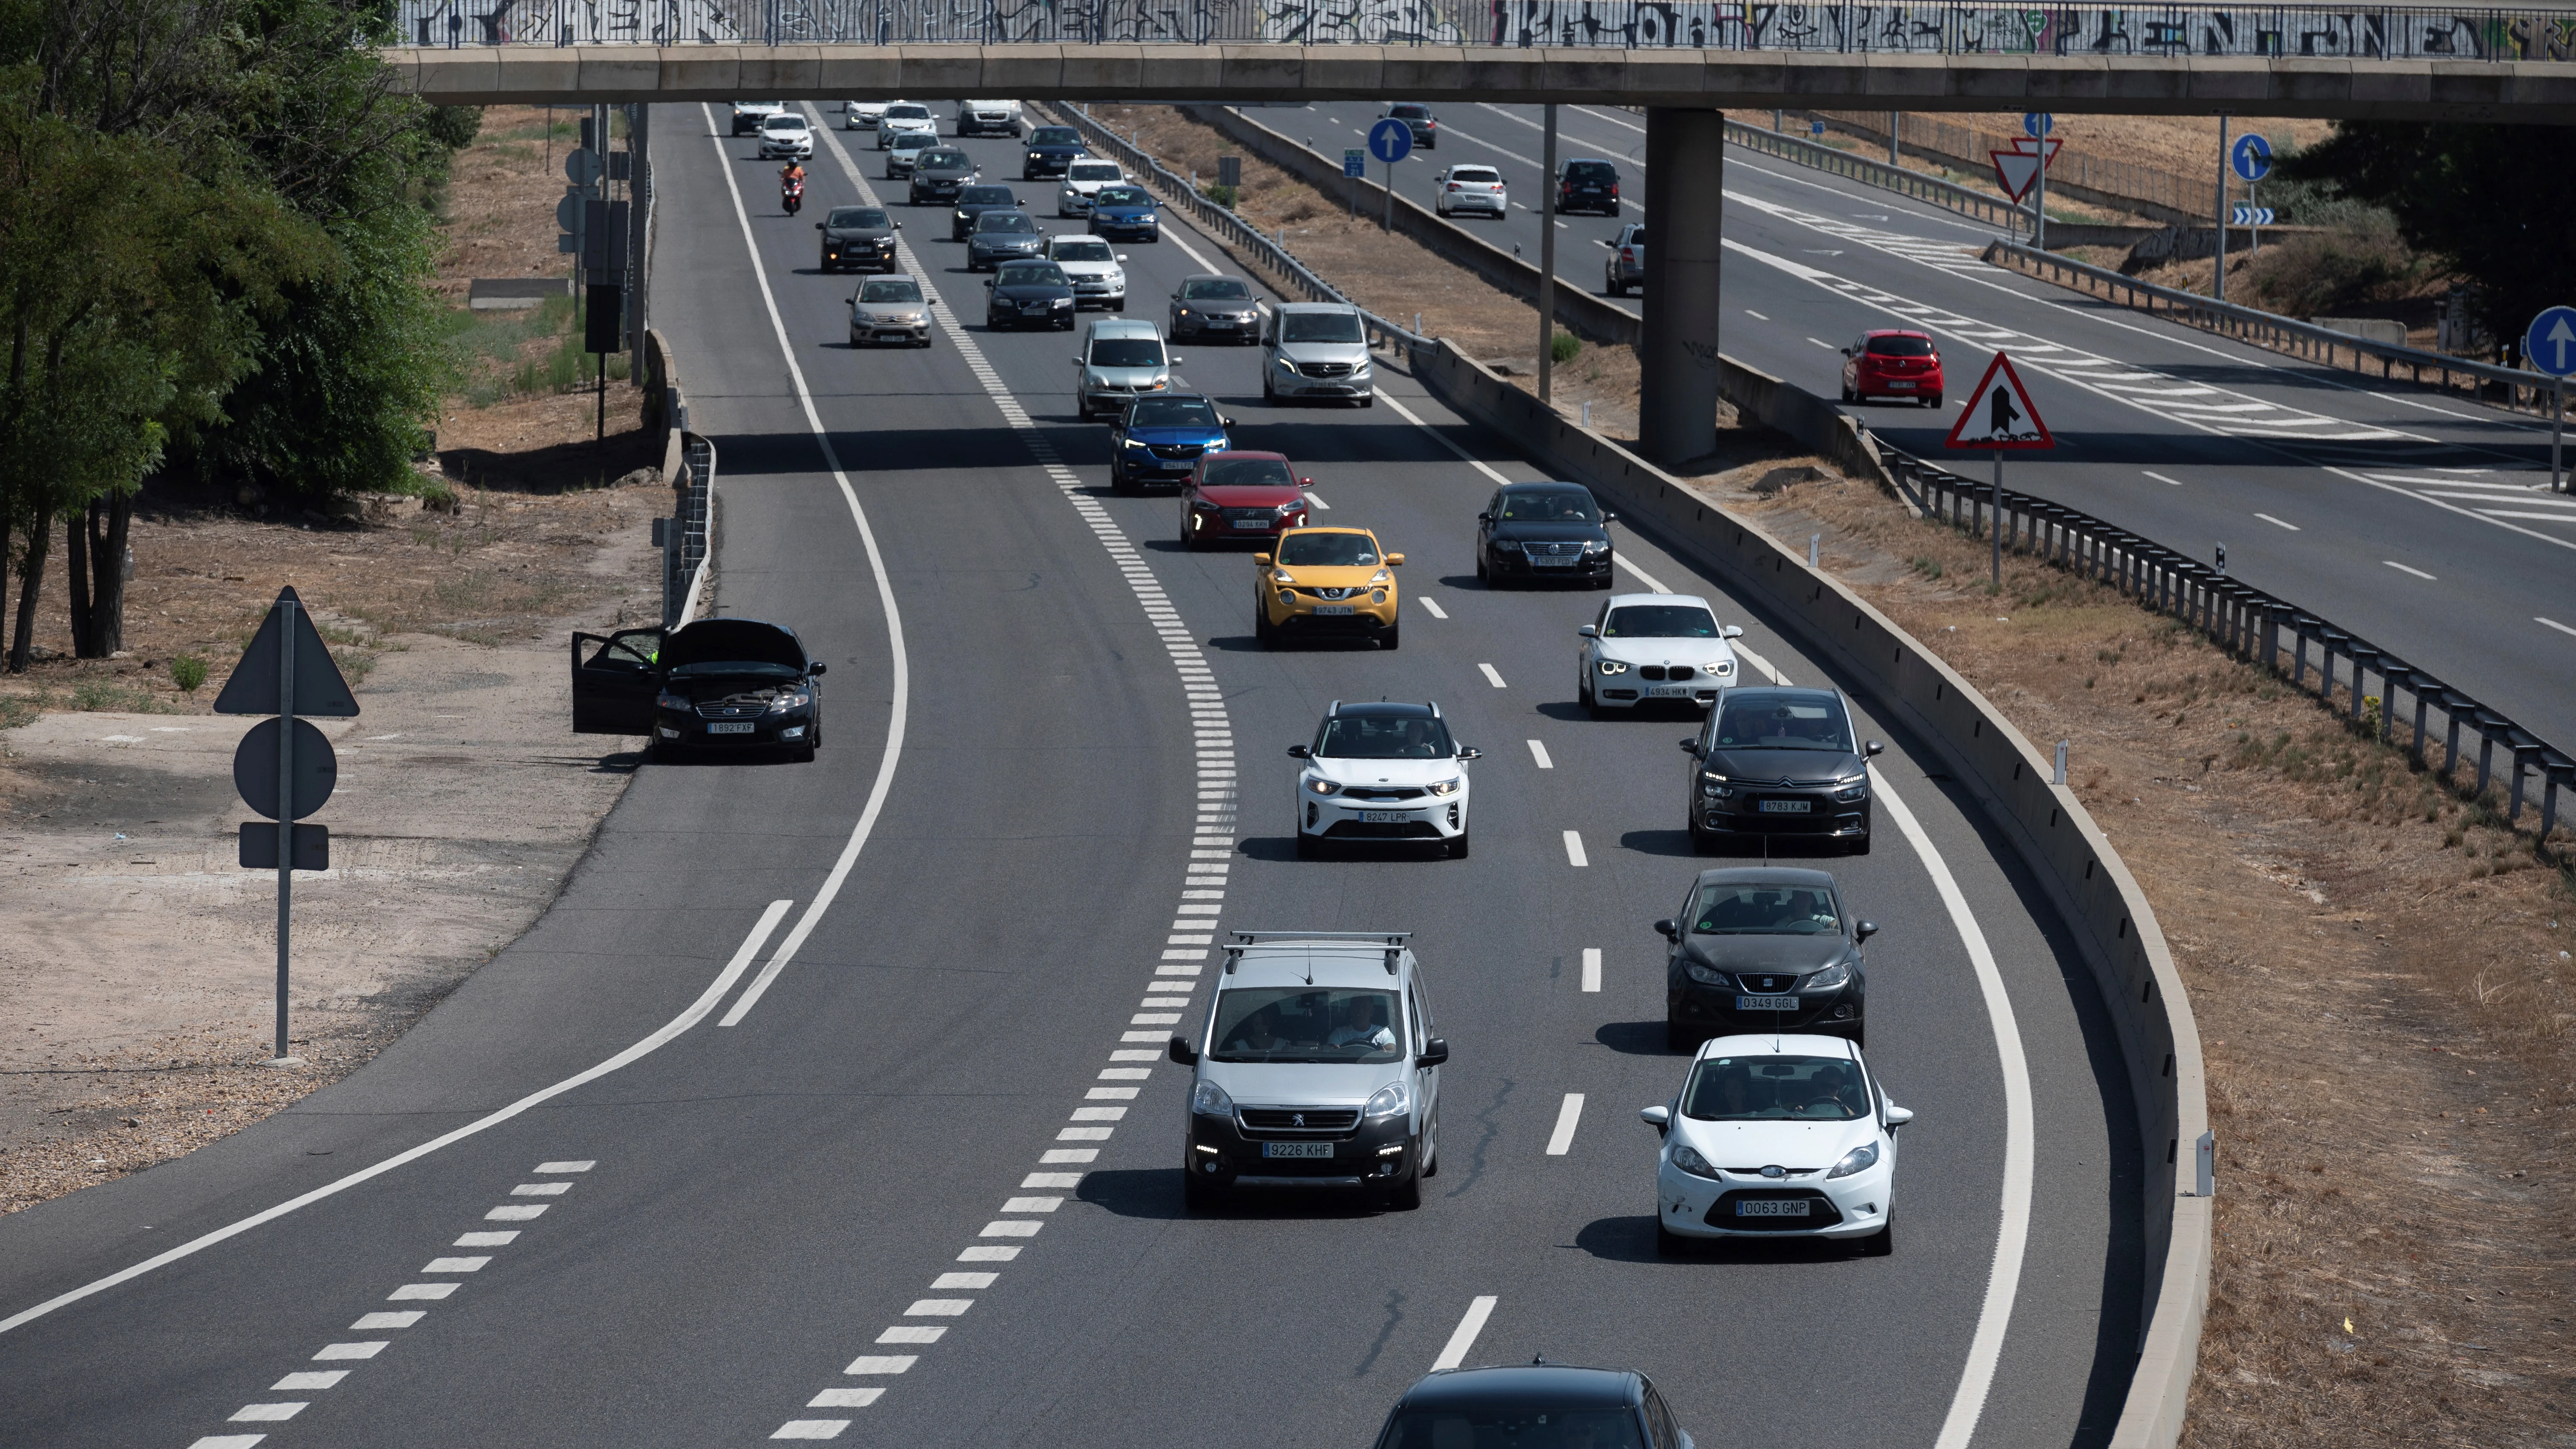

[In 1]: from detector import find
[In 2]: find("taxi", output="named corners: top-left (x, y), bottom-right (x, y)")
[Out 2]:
top-left (1254, 526), bottom-right (1402, 649)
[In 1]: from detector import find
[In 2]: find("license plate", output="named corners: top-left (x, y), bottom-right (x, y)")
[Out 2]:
top-left (1262, 1141), bottom-right (1333, 1159)
top-left (1531, 555), bottom-right (1578, 567)
top-left (707, 722), bottom-right (756, 735)
top-left (1314, 604), bottom-right (1355, 615)
top-left (1209, 318), bottom-right (1239, 327)
top-left (1736, 1198), bottom-right (1810, 1217)
top-left (1758, 799), bottom-right (1812, 813)
top-left (1736, 995), bottom-right (1800, 1011)
top-left (1886, 380), bottom-right (1917, 390)
top-left (1646, 685), bottom-right (1693, 697)
top-left (1360, 811), bottom-right (1412, 823)
top-left (1230, 518), bottom-right (1271, 529)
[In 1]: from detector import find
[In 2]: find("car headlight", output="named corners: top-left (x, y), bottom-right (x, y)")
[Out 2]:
top-left (1051, 297), bottom-right (1071, 307)
top-left (1121, 436), bottom-right (1150, 449)
top-left (1424, 778), bottom-right (1461, 797)
top-left (1669, 1143), bottom-right (1722, 1179)
top-left (1362, 1081), bottom-right (1412, 1118)
top-left (1597, 659), bottom-right (1629, 676)
top-left (1712, 659), bottom-right (1735, 676)
top-left (1584, 539), bottom-right (1610, 553)
top-left (1836, 782), bottom-right (1868, 802)
top-left (1305, 776), bottom-right (1340, 796)
top-left (1699, 771), bottom-right (1732, 797)
top-left (1190, 1079), bottom-right (1233, 1117)
top-left (1367, 568), bottom-right (1391, 584)
top-left (1274, 355), bottom-right (1298, 372)
top-left (1682, 960), bottom-right (1728, 986)
top-left (1027, 151), bottom-right (1041, 160)
top-left (1803, 959), bottom-right (1851, 992)
top-left (765, 691), bottom-right (812, 713)
top-left (1827, 1142), bottom-right (1880, 1179)
top-left (655, 692), bottom-right (690, 711)
top-left (1275, 500), bottom-right (1302, 515)
top-left (1176, 307), bottom-right (1191, 317)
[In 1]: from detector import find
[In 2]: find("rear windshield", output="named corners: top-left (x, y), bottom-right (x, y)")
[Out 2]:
top-left (960, 185), bottom-right (1012, 204)
top-left (859, 279), bottom-right (921, 303)
top-left (825, 207), bottom-right (888, 229)
top-left (1710, 693), bottom-right (1854, 751)
top-left (1095, 187), bottom-right (1152, 207)
top-left (1316, 713), bottom-right (1452, 759)
top-left (1391, 104), bottom-right (1431, 119)
top-left (1050, 238), bottom-right (1113, 262)
top-left (1690, 882), bottom-right (1841, 935)
top-left (1565, 161), bottom-right (1617, 181)
top-left (1069, 161), bottom-right (1123, 181)
top-left (1087, 337), bottom-right (1164, 368)
top-left (1380, 1409), bottom-right (1645, 1449)
top-left (1682, 1055), bottom-right (1869, 1122)
top-left (1128, 397), bottom-right (1218, 428)
top-left (1497, 488), bottom-right (1598, 522)
top-left (1184, 277), bottom-right (1252, 300)
top-left (892, 133), bottom-right (934, 151)
top-left (662, 620), bottom-right (804, 673)
top-left (1277, 531), bottom-right (1378, 567)
top-left (1601, 604), bottom-right (1718, 638)
top-left (977, 211), bottom-right (1037, 233)
top-left (1449, 167), bottom-right (1499, 183)
top-left (1281, 311), bottom-right (1363, 344)
top-left (995, 262), bottom-right (1067, 287)
top-left (1030, 127), bottom-right (1080, 146)
top-left (1202, 456), bottom-right (1294, 489)
top-left (1210, 987), bottom-right (1403, 1064)
top-left (1864, 334), bottom-right (1935, 357)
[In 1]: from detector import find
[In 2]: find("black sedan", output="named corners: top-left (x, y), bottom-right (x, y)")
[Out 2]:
top-left (815, 205), bottom-right (899, 273)
top-left (1022, 124), bottom-right (1087, 178)
top-left (1476, 480), bottom-right (1615, 588)
top-left (908, 147), bottom-right (977, 206)
top-left (984, 259), bottom-right (1076, 330)
top-left (966, 208), bottom-right (1046, 270)
top-left (949, 183), bottom-right (1021, 241)
top-left (1682, 685), bottom-right (1882, 854)
top-left (1371, 1364), bottom-right (1690, 1449)
top-left (1655, 866), bottom-right (1874, 1048)
top-left (568, 617), bottom-right (825, 762)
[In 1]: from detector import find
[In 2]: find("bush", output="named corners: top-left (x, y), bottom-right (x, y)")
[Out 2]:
top-left (1549, 331), bottom-right (1581, 365)
top-left (171, 654), bottom-right (209, 692)
top-left (2243, 211), bottom-right (2428, 319)
top-left (1202, 183), bottom-right (1236, 210)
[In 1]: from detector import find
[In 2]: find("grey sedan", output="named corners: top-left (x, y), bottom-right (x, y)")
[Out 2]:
top-left (908, 147), bottom-right (977, 205)
top-left (849, 274), bottom-right (932, 348)
top-left (966, 210), bottom-right (1047, 270)
top-left (1170, 273), bottom-right (1261, 344)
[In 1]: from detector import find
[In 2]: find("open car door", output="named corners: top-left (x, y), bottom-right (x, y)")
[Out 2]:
top-left (569, 628), bottom-right (664, 735)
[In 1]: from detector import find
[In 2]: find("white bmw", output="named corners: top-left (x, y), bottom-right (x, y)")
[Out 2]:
top-left (1056, 159), bottom-right (1127, 216)
top-left (1578, 592), bottom-right (1742, 717)
top-left (1641, 1034), bottom-right (1909, 1255)
top-left (1288, 701), bottom-right (1478, 860)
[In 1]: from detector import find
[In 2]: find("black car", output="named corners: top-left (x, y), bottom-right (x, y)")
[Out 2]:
top-left (1169, 273), bottom-right (1260, 342)
top-left (966, 208), bottom-right (1046, 269)
top-left (1681, 685), bottom-right (1881, 854)
top-left (1476, 480), bottom-right (1614, 588)
top-left (1654, 866), bottom-right (1874, 1048)
top-left (569, 617), bottom-right (825, 762)
top-left (908, 147), bottom-right (977, 205)
top-left (1022, 124), bottom-right (1087, 178)
top-left (1382, 101), bottom-right (1437, 150)
top-left (1558, 156), bottom-right (1621, 215)
top-left (1371, 1365), bottom-right (1694, 1449)
top-left (984, 259), bottom-right (1076, 330)
top-left (814, 204), bottom-right (899, 273)
top-left (949, 184), bottom-right (1021, 241)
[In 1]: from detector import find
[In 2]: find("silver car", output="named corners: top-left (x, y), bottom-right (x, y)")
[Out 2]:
top-left (848, 274), bottom-right (932, 348)
top-left (1262, 302), bottom-right (1374, 407)
top-left (876, 103), bottom-right (937, 149)
top-left (1073, 318), bottom-right (1179, 421)
top-left (883, 131), bottom-right (936, 179)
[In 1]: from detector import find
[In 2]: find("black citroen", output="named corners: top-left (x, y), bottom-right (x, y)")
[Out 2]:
top-left (568, 617), bottom-right (824, 762)
top-left (1475, 480), bottom-right (1615, 588)
top-left (1654, 866), bottom-right (1874, 1048)
top-left (1681, 685), bottom-right (1881, 854)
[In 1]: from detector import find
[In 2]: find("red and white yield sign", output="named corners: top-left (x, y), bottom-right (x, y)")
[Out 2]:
top-left (1987, 136), bottom-right (2062, 203)
top-left (1944, 351), bottom-right (2055, 450)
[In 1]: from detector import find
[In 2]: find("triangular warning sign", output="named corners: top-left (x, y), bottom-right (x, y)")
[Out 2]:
top-left (1987, 136), bottom-right (2062, 202)
top-left (212, 586), bottom-right (360, 716)
top-left (1943, 352), bottom-right (2055, 451)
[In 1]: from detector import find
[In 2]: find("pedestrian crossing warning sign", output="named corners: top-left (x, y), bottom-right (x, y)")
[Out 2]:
top-left (1943, 351), bottom-right (2055, 450)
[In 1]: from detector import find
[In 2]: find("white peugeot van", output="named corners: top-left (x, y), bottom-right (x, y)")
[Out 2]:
top-left (1262, 301), bottom-right (1375, 406)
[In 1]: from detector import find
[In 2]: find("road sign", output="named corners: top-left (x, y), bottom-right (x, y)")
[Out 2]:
top-left (2231, 133), bottom-right (2272, 182)
top-left (564, 146), bottom-right (604, 186)
top-left (2525, 305), bottom-right (2576, 378)
top-left (2023, 112), bottom-right (2053, 138)
top-left (1344, 148), bottom-right (1366, 178)
top-left (2232, 206), bottom-right (2275, 226)
top-left (1944, 352), bottom-right (2055, 450)
top-left (233, 717), bottom-right (337, 820)
top-left (213, 587), bottom-right (357, 716)
top-left (1367, 118), bottom-right (1414, 166)
top-left (240, 822), bottom-right (329, 872)
top-left (1988, 137), bottom-right (2061, 203)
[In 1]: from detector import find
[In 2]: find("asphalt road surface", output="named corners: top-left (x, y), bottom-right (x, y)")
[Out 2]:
top-left (0, 103), bottom-right (2146, 1449)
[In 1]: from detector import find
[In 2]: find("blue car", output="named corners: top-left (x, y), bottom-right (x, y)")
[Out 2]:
top-left (1022, 124), bottom-right (1088, 179)
top-left (1110, 392), bottom-right (1229, 493)
top-left (1088, 185), bottom-right (1161, 242)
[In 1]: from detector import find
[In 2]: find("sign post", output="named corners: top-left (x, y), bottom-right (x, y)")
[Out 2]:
top-left (2526, 305), bottom-right (2576, 493)
top-left (1942, 352), bottom-right (2057, 588)
top-left (2023, 113), bottom-right (2052, 250)
top-left (2213, 115), bottom-right (2230, 304)
top-left (2231, 133), bottom-right (2273, 258)
top-left (1367, 117), bottom-right (1414, 234)
top-left (214, 586), bottom-right (358, 1064)
top-left (1343, 147), bottom-right (1364, 216)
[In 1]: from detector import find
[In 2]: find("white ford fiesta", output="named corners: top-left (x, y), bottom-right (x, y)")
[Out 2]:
top-left (1639, 1033), bottom-right (1909, 1255)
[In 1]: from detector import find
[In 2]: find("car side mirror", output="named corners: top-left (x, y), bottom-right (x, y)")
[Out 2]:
top-left (1639, 1104), bottom-right (1670, 1134)
top-left (1855, 920), bottom-right (1877, 942)
top-left (1117, 253), bottom-right (1129, 261)
top-left (1218, 417), bottom-right (1232, 428)
top-left (1456, 746), bottom-right (1481, 761)
top-left (1577, 624), bottom-right (1597, 638)
top-left (1168, 1035), bottom-right (1198, 1067)
top-left (1071, 356), bottom-right (1084, 365)
top-left (984, 279), bottom-right (994, 288)
top-left (1653, 917), bottom-right (1678, 940)
top-left (1171, 356), bottom-right (1186, 366)
top-left (1286, 744), bottom-right (1310, 758)
top-left (1722, 624), bottom-right (1744, 639)
top-left (1839, 346), bottom-right (1853, 356)
top-left (1416, 1038), bottom-right (1449, 1068)
top-left (1601, 510), bottom-right (1617, 522)
top-left (808, 662), bottom-right (827, 677)
top-left (1677, 739), bottom-right (1697, 753)
top-left (1017, 199), bottom-right (1026, 206)
top-left (893, 220), bottom-right (902, 228)
top-left (814, 221), bottom-right (824, 229)
top-left (1387, 554), bottom-right (1405, 566)
top-left (1865, 740), bottom-right (1884, 757)
top-left (1299, 477), bottom-right (1313, 487)
top-left (1252, 553), bottom-right (1272, 567)
top-left (1885, 1104), bottom-right (1914, 1129)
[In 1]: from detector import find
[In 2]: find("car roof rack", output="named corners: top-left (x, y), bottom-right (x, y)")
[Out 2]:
top-left (1224, 930), bottom-right (1410, 976)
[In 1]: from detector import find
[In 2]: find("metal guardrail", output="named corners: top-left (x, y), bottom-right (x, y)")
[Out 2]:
top-left (392, 0), bottom-right (2576, 61)
top-left (1986, 240), bottom-right (2570, 418)
top-left (1726, 119), bottom-right (2034, 232)
top-left (664, 433), bottom-right (715, 628)
top-left (1884, 448), bottom-right (2573, 845)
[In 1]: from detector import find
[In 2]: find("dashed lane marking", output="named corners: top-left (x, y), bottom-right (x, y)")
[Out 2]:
top-left (1478, 662), bottom-right (1507, 688)
top-left (1545, 1094), bottom-right (1585, 1155)
top-left (1431, 1296), bottom-right (1500, 1371)
top-left (1527, 739), bottom-right (1552, 769)
top-left (1580, 947), bottom-right (1600, 992)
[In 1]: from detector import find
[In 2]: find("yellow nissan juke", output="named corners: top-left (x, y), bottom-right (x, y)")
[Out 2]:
top-left (1253, 526), bottom-right (1404, 649)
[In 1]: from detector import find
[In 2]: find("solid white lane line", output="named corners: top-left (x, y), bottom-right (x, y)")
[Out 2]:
top-left (1580, 947), bottom-right (1601, 992)
top-left (2254, 512), bottom-right (2300, 531)
top-left (1377, 392), bottom-right (1519, 486)
top-left (1420, 597), bottom-right (1448, 618)
top-left (1562, 831), bottom-right (1588, 867)
top-left (1527, 739), bottom-right (1552, 769)
top-left (1611, 554), bottom-right (1672, 593)
top-left (2538, 616), bottom-right (2576, 639)
top-left (2142, 471), bottom-right (2184, 486)
top-left (1432, 1296), bottom-right (1500, 1371)
top-left (0, 901), bottom-right (786, 1336)
top-left (1478, 662), bottom-right (1508, 688)
top-left (1544, 1094), bottom-right (1585, 1155)
top-left (2383, 561), bottom-right (2437, 580)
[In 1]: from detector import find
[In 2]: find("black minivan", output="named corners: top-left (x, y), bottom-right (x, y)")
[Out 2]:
top-left (1371, 1365), bottom-right (1693, 1449)
top-left (1557, 157), bottom-right (1621, 215)
top-left (1680, 685), bottom-right (1881, 854)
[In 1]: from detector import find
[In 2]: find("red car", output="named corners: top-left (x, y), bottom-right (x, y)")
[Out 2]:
top-left (1839, 328), bottom-right (1944, 407)
top-left (1180, 451), bottom-right (1311, 549)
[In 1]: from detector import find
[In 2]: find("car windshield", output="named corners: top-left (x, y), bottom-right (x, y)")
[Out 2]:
top-left (1183, 278), bottom-right (1252, 300)
top-left (1690, 883), bottom-right (1841, 935)
top-left (1566, 161), bottom-right (1616, 181)
top-left (1051, 238), bottom-right (1113, 262)
top-left (1202, 456), bottom-right (1294, 488)
top-left (886, 105), bottom-right (929, 119)
top-left (1450, 167), bottom-right (1500, 184)
top-left (1031, 127), bottom-right (1080, 146)
top-left (1069, 162), bottom-right (1123, 181)
top-left (1316, 713), bottom-right (1453, 759)
top-left (1087, 338), bottom-right (1163, 367)
top-left (1711, 693), bottom-right (1853, 751)
top-left (960, 186), bottom-right (1012, 205)
top-left (1128, 397), bottom-right (1219, 428)
top-left (1864, 334), bottom-right (1935, 357)
top-left (1683, 1055), bottom-right (1869, 1122)
top-left (1277, 531), bottom-right (1377, 567)
top-left (920, 151), bottom-right (971, 170)
top-left (1380, 1409), bottom-right (1645, 1449)
top-left (1601, 604), bottom-right (1718, 638)
top-left (1281, 311), bottom-right (1363, 344)
top-left (859, 279), bottom-right (921, 303)
top-left (1095, 187), bottom-right (1151, 207)
top-left (1498, 488), bottom-right (1598, 522)
top-left (661, 619), bottom-right (804, 672)
top-left (764, 115), bottom-right (805, 130)
top-left (1210, 987), bottom-right (1403, 1064)
top-left (996, 262), bottom-right (1067, 288)
top-left (977, 211), bottom-right (1037, 233)
top-left (826, 207), bottom-right (889, 229)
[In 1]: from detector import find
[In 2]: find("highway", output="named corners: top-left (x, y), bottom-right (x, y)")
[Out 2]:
top-left (1288, 98), bottom-right (2576, 756)
top-left (0, 104), bottom-right (2142, 1448)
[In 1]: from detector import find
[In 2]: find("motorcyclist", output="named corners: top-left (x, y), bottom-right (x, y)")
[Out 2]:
top-left (779, 159), bottom-right (806, 193)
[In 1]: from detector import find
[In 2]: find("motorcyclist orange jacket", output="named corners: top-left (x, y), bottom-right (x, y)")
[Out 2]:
top-left (779, 161), bottom-right (805, 188)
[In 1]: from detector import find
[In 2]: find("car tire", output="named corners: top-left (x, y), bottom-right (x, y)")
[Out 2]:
top-left (1446, 827), bottom-right (1469, 860)
top-left (1419, 1113), bottom-right (1440, 1177)
top-left (1295, 827), bottom-right (1321, 859)
top-left (1595, 573), bottom-right (1614, 590)
top-left (1846, 831), bottom-right (1871, 856)
top-left (1688, 824), bottom-right (1718, 856)
top-left (1860, 1220), bottom-right (1893, 1256)
top-left (1379, 621), bottom-right (1399, 651)
top-left (1256, 609), bottom-right (1278, 649)
top-left (1841, 384), bottom-right (1856, 402)
top-left (1182, 1169), bottom-right (1222, 1211)
top-left (1924, 393), bottom-right (1942, 408)
top-left (1381, 1164), bottom-right (1423, 1211)
top-left (793, 733), bottom-right (818, 763)
top-left (1474, 555), bottom-right (1489, 586)
top-left (1655, 1222), bottom-right (1686, 1257)
top-left (1360, 394), bottom-right (1374, 408)
top-left (1665, 1018), bottom-right (1695, 1052)
top-left (1110, 299), bottom-right (1125, 312)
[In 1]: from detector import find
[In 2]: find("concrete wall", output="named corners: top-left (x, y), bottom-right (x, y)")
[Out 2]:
top-left (1410, 340), bottom-right (2210, 1449)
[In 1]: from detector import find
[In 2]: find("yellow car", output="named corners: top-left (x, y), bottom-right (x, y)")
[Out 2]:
top-left (1254, 526), bottom-right (1404, 649)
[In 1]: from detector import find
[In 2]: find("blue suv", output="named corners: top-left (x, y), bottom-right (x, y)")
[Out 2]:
top-left (1110, 393), bottom-right (1229, 493)
top-left (1087, 184), bottom-right (1161, 242)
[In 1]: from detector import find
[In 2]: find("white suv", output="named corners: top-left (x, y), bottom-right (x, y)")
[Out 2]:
top-left (1578, 593), bottom-right (1742, 716)
top-left (756, 112), bottom-right (813, 159)
top-left (954, 99), bottom-right (1022, 137)
top-left (1072, 317), bottom-right (1176, 420)
top-left (1045, 234), bottom-right (1128, 311)
top-left (1288, 701), bottom-right (1477, 859)
top-left (876, 103), bottom-right (937, 149)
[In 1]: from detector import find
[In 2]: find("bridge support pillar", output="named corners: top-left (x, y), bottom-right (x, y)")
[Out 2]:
top-left (1639, 108), bottom-right (1726, 469)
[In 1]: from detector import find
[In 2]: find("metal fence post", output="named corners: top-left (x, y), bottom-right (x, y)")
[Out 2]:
top-left (2511, 744), bottom-right (2537, 822)
top-left (2475, 720), bottom-right (2496, 801)
top-left (2410, 686), bottom-right (2430, 768)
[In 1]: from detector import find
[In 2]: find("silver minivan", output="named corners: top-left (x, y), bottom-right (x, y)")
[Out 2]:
top-left (1074, 317), bottom-right (1179, 421)
top-left (1168, 932), bottom-right (1448, 1210)
top-left (1262, 302), bottom-right (1375, 406)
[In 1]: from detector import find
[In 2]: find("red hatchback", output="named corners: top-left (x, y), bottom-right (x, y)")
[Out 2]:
top-left (1180, 451), bottom-right (1311, 549)
top-left (1840, 329), bottom-right (1944, 407)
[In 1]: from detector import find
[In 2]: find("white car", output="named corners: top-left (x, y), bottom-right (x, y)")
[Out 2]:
top-left (876, 103), bottom-right (937, 149)
top-left (954, 99), bottom-right (1022, 137)
top-left (1433, 164), bottom-right (1507, 218)
top-left (756, 112), bottom-right (813, 160)
top-left (1046, 234), bottom-right (1128, 311)
top-left (843, 100), bottom-right (888, 130)
top-left (1289, 701), bottom-right (1477, 860)
top-left (1641, 1034), bottom-right (1908, 1255)
top-left (729, 100), bottom-right (786, 136)
top-left (1578, 592), bottom-right (1742, 716)
top-left (1056, 159), bottom-right (1126, 216)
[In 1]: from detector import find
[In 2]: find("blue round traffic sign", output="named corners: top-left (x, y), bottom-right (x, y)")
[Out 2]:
top-left (2527, 305), bottom-right (2576, 378)
top-left (1367, 117), bottom-right (1414, 166)
top-left (2022, 112), bottom-right (2053, 138)
top-left (2231, 133), bottom-right (2272, 181)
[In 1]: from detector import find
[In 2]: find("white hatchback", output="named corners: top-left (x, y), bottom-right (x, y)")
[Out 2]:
top-left (1640, 1034), bottom-right (1909, 1255)
top-left (876, 103), bottom-right (937, 148)
top-left (1434, 164), bottom-right (1507, 218)
top-left (1289, 701), bottom-right (1478, 860)
top-left (1057, 159), bottom-right (1127, 216)
top-left (1578, 592), bottom-right (1742, 716)
top-left (843, 100), bottom-right (888, 130)
top-left (756, 112), bottom-right (813, 159)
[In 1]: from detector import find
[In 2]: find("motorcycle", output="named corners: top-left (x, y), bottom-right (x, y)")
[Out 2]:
top-left (781, 176), bottom-right (805, 215)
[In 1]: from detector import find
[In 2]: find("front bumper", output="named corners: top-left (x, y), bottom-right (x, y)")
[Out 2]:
top-left (913, 183), bottom-right (965, 204)
top-left (759, 140), bottom-right (814, 158)
top-left (1697, 791), bottom-right (1869, 839)
top-left (1175, 313), bottom-right (1256, 338)
top-left (1668, 975), bottom-right (1863, 1038)
top-left (1189, 1109), bottom-right (1414, 1188)
top-left (1301, 788), bottom-right (1463, 842)
top-left (822, 242), bottom-right (897, 270)
top-left (1489, 545), bottom-right (1611, 582)
top-left (879, 127), bottom-right (933, 150)
top-left (846, 112), bottom-right (880, 129)
top-left (1657, 1158), bottom-right (1890, 1240)
top-left (654, 706), bottom-right (813, 750)
top-left (1091, 216), bottom-right (1159, 238)
top-left (1116, 444), bottom-right (1211, 485)
top-left (969, 242), bottom-right (1047, 268)
top-left (1271, 366), bottom-right (1374, 398)
top-left (1069, 278), bottom-right (1127, 308)
top-left (959, 114), bottom-right (1019, 135)
top-left (1081, 381), bottom-right (1170, 413)
top-left (1267, 589), bottom-right (1397, 638)
top-left (1025, 155), bottom-right (1078, 177)
top-left (1590, 664), bottom-right (1726, 708)
top-left (989, 298), bottom-right (1074, 328)
top-left (851, 317), bottom-right (931, 345)
top-left (1186, 508), bottom-right (1297, 546)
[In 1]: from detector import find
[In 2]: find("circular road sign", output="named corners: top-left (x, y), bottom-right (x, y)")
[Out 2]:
top-left (564, 147), bottom-right (604, 186)
top-left (2526, 305), bottom-right (2576, 379)
top-left (555, 192), bottom-right (584, 234)
top-left (2231, 133), bottom-right (2272, 182)
top-left (232, 716), bottom-right (338, 822)
top-left (1367, 118), bottom-right (1414, 166)
top-left (2023, 112), bottom-right (2053, 138)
